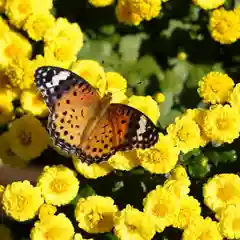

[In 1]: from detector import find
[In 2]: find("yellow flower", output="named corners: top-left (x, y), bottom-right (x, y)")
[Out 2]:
top-left (198, 72), bottom-right (234, 104)
top-left (114, 205), bottom-right (156, 240)
top-left (137, 133), bottom-right (179, 174)
top-left (172, 195), bottom-right (201, 229)
top-left (154, 92), bottom-right (165, 104)
top-left (7, 115), bottom-right (50, 161)
top-left (192, 0), bottom-right (224, 10)
top-left (116, 0), bottom-right (143, 25)
top-left (108, 150), bottom-right (139, 171)
top-left (74, 233), bottom-right (94, 240)
top-left (44, 41), bottom-right (77, 68)
top-left (23, 12), bottom-right (55, 41)
top-left (168, 165), bottom-right (190, 182)
top-left (44, 17), bottom-right (83, 56)
top-left (38, 203), bottom-right (57, 220)
top-left (209, 8), bottom-right (240, 44)
top-left (73, 157), bottom-right (113, 179)
top-left (167, 113), bottom-right (206, 153)
top-left (5, 0), bottom-right (52, 28)
top-left (128, 95), bottom-right (160, 124)
top-left (30, 213), bottom-right (75, 240)
top-left (0, 132), bottom-right (26, 167)
top-left (0, 91), bottom-right (14, 126)
top-left (130, 0), bottom-right (162, 21)
top-left (105, 72), bottom-right (128, 103)
top-left (203, 173), bottom-right (240, 213)
top-left (0, 31), bottom-right (32, 68)
top-left (202, 104), bottom-right (240, 144)
top-left (20, 89), bottom-right (48, 117)
top-left (75, 195), bottom-right (118, 233)
top-left (228, 83), bottom-right (240, 112)
top-left (219, 204), bottom-right (240, 239)
top-left (5, 58), bottom-right (34, 90)
top-left (182, 217), bottom-right (222, 240)
top-left (2, 180), bottom-right (44, 221)
top-left (37, 165), bottom-right (79, 206)
top-left (143, 186), bottom-right (180, 232)
top-left (0, 224), bottom-right (12, 240)
top-left (71, 60), bottom-right (107, 97)
top-left (88, 0), bottom-right (114, 7)
top-left (163, 179), bottom-right (190, 199)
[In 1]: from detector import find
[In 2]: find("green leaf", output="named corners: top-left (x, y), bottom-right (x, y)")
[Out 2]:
top-left (188, 155), bottom-right (210, 178)
top-left (103, 233), bottom-right (118, 240)
top-left (119, 34), bottom-right (147, 62)
top-left (100, 25), bottom-right (116, 36)
top-left (79, 185), bottom-right (96, 198)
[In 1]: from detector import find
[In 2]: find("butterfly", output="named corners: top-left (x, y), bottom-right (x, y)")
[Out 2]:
top-left (35, 66), bottom-right (159, 164)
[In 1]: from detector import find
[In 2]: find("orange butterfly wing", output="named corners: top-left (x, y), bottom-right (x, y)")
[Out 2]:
top-left (79, 104), bottom-right (159, 164)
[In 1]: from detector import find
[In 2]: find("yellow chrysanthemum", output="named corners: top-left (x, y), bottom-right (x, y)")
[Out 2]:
top-left (4, 58), bottom-right (35, 90)
top-left (116, 0), bottom-right (143, 25)
top-left (44, 41), bottom-right (77, 68)
top-left (0, 225), bottom-right (12, 240)
top-left (105, 72), bottom-right (128, 104)
top-left (137, 133), bottom-right (179, 174)
top-left (7, 115), bottom-right (50, 161)
top-left (75, 195), bottom-right (118, 233)
top-left (198, 72), bottom-right (234, 104)
top-left (2, 180), bottom-right (44, 221)
top-left (88, 0), bottom-right (114, 7)
top-left (114, 204), bottom-right (156, 240)
top-left (0, 31), bottom-right (32, 68)
top-left (202, 104), bottom-right (240, 144)
top-left (163, 179), bottom-right (190, 199)
top-left (30, 213), bottom-right (75, 240)
top-left (38, 203), bottom-right (57, 220)
top-left (219, 204), bottom-right (240, 239)
top-left (228, 83), bottom-right (240, 112)
top-left (108, 150), bottom-right (139, 171)
top-left (182, 217), bottom-right (222, 240)
top-left (0, 91), bottom-right (14, 126)
top-left (37, 165), bottom-right (79, 206)
top-left (128, 95), bottom-right (160, 124)
top-left (44, 17), bottom-right (83, 55)
top-left (71, 60), bottom-right (107, 97)
top-left (23, 12), bottom-right (55, 41)
top-left (154, 92), bottom-right (165, 104)
top-left (167, 112), bottom-right (206, 153)
top-left (143, 186), bottom-right (180, 232)
top-left (168, 165), bottom-right (190, 182)
top-left (209, 8), bottom-right (240, 44)
top-left (203, 173), bottom-right (240, 213)
top-left (192, 0), bottom-right (224, 10)
top-left (0, 132), bottom-right (26, 167)
top-left (172, 195), bottom-right (201, 229)
top-left (5, 0), bottom-right (52, 28)
top-left (73, 157), bottom-right (113, 179)
top-left (20, 89), bottom-right (48, 117)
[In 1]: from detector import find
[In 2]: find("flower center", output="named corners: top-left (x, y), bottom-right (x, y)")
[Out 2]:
top-left (18, 131), bottom-right (32, 146)
top-left (127, 224), bottom-right (137, 232)
top-left (152, 203), bottom-right (168, 217)
top-left (50, 179), bottom-right (69, 194)
top-left (217, 183), bottom-right (240, 201)
top-left (217, 118), bottom-right (230, 130)
top-left (232, 218), bottom-right (240, 231)
top-left (88, 211), bottom-right (103, 227)
top-left (18, 3), bottom-right (31, 14)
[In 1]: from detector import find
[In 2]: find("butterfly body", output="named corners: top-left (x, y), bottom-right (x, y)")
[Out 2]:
top-left (35, 66), bottom-right (159, 164)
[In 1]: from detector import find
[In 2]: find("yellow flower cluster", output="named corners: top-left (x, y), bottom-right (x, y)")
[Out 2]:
top-left (193, 0), bottom-right (225, 10)
top-left (88, 0), bottom-right (115, 7)
top-left (203, 173), bottom-right (240, 239)
top-left (0, 0), bottom-right (83, 126)
top-left (116, 0), bottom-right (163, 25)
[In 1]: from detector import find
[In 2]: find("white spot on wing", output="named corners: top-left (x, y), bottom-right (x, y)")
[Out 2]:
top-left (52, 71), bottom-right (70, 86)
top-left (137, 115), bottom-right (147, 136)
